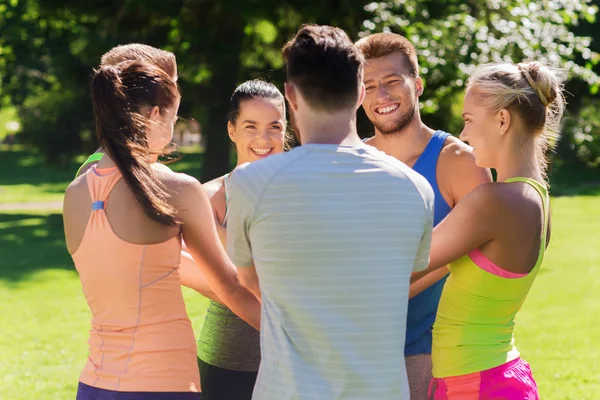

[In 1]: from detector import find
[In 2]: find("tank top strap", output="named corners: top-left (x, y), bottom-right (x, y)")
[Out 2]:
top-left (412, 130), bottom-right (450, 171)
top-left (505, 177), bottom-right (550, 268)
top-left (85, 165), bottom-right (122, 211)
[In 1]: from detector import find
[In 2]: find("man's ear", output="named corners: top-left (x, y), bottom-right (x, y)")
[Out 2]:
top-left (356, 83), bottom-right (366, 110)
top-left (285, 82), bottom-right (298, 111)
top-left (415, 77), bottom-right (424, 97)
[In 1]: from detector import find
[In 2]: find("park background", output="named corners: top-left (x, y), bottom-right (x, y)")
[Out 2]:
top-left (0, 0), bottom-right (599, 398)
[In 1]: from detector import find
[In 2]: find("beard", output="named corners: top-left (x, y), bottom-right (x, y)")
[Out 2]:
top-left (372, 105), bottom-right (416, 136)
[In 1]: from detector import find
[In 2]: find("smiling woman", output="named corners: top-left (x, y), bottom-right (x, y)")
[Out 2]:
top-left (193, 79), bottom-right (288, 400)
top-left (226, 86), bottom-right (287, 161)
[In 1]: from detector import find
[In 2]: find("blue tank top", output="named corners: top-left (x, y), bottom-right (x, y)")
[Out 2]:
top-left (407, 130), bottom-right (452, 356)
top-left (364, 130), bottom-right (452, 356)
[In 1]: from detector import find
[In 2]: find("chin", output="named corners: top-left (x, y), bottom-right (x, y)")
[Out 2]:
top-left (473, 155), bottom-right (493, 170)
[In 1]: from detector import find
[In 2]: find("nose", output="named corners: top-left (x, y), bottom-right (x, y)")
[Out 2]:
top-left (376, 84), bottom-right (390, 102)
top-left (459, 129), bottom-right (468, 142)
top-left (259, 127), bottom-right (271, 142)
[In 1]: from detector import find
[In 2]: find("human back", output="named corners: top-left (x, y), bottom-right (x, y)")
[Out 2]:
top-left (67, 166), bottom-right (200, 393)
top-left (228, 144), bottom-right (433, 398)
top-left (64, 60), bottom-right (261, 399)
top-left (64, 61), bottom-right (200, 395)
top-left (67, 167), bottom-right (181, 251)
top-left (432, 178), bottom-right (550, 369)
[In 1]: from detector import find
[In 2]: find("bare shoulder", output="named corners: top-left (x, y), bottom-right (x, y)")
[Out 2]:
top-left (501, 181), bottom-right (546, 217)
top-left (154, 168), bottom-right (203, 202)
top-left (439, 136), bottom-right (478, 166)
top-left (64, 173), bottom-right (89, 202)
top-left (202, 176), bottom-right (226, 200)
top-left (465, 182), bottom-right (537, 220)
top-left (439, 135), bottom-right (491, 182)
top-left (438, 135), bottom-right (492, 205)
top-left (459, 182), bottom-right (508, 215)
top-left (202, 175), bottom-right (227, 222)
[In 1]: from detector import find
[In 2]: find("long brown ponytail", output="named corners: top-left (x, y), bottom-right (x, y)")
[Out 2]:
top-left (90, 61), bottom-right (180, 226)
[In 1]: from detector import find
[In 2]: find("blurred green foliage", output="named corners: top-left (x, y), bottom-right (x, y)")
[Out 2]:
top-left (0, 0), bottom-right (598, 177)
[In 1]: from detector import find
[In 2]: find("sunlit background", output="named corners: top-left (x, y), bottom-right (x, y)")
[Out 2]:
top-left (0, 0), bottom-right (598, 398)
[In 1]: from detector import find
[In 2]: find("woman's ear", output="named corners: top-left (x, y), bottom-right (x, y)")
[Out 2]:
top-left (227, 121), bottom-right (236, 142)
top-left (148, 105), bottom-right (161, 120)
top-left (498, 108), bottom-right (511, 136)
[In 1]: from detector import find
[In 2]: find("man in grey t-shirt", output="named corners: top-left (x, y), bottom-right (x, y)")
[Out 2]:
top-left (226, 24), bottom-right (434, 400)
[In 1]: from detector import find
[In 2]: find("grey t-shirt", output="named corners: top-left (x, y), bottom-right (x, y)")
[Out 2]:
top-left (227, 144), bottom-right (434, 400)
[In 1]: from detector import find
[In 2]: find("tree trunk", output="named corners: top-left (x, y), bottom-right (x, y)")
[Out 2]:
top-left (200, 22), bottom-right (244, 182)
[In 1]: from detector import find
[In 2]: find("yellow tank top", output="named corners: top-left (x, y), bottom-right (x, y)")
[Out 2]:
top-left (432, 177), bottom-right (549, 378)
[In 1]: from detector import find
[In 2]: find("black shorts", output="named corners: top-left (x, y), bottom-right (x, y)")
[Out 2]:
top-left (76, 382), bottom-right (201, 400)
top-left (198, 358), bottom-right (257, 400)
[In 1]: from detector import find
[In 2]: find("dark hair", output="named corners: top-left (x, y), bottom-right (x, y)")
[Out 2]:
top-left (282, 24), bottom-right (364, 111)
top-left (91, 60), bottom-right (181, 226)
top-left (101, 44), bottom-right (178, 80)
top-left (355, 33), bottom-right (419, 78)
top-left (228, 79), bottom-right (286, 124)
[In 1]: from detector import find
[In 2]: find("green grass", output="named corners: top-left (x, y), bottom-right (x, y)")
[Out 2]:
top-left (0, 147), bottom-right (204, 205)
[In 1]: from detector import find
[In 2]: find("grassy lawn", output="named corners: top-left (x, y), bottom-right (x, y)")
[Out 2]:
top-left (0, 146), bottom-right (204, 205)
top-left (0, 147), bottom-right (598, 399)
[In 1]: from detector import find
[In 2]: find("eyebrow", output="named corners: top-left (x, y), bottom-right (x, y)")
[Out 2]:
top-left (461, 112), bottom-right (473, 118)
top-left (364, 73), bottom-right (404, 84)
top-left (241, 120), bottom-right (283, 125)
top-left (383, 73), bottom-right (403, 79)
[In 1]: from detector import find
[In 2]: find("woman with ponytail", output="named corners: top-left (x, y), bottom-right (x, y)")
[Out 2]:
top-left (63, 61), bottom-right (260, 400)
top-left (411, 62), bottom-right (565, 399)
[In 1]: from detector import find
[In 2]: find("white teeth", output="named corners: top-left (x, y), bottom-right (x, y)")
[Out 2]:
top-left (376, 104), bottom-right (399, 114)
top-left (252, 148), bottom-right (272, 155)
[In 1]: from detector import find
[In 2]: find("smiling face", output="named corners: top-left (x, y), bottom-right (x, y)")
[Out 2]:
top-left (362, 52), bottom-right (422, 135)
top-left (228, 97), bottom-right (286, 164)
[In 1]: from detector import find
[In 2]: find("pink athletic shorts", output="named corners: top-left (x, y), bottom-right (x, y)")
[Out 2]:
top-left (429, 358), bottom-right (539, 399)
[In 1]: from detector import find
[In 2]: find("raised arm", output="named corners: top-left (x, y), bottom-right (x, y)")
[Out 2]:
top-left (409, 144), bottom-right (492, 289)
top-left (411, 185), bottom-right (499, 282)
top-left (409, 267), bottom-right (449, 298)
top-left (178, 249), bottom-right (222, 303)
top-left (175, 176), bottom-right (261, 330)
